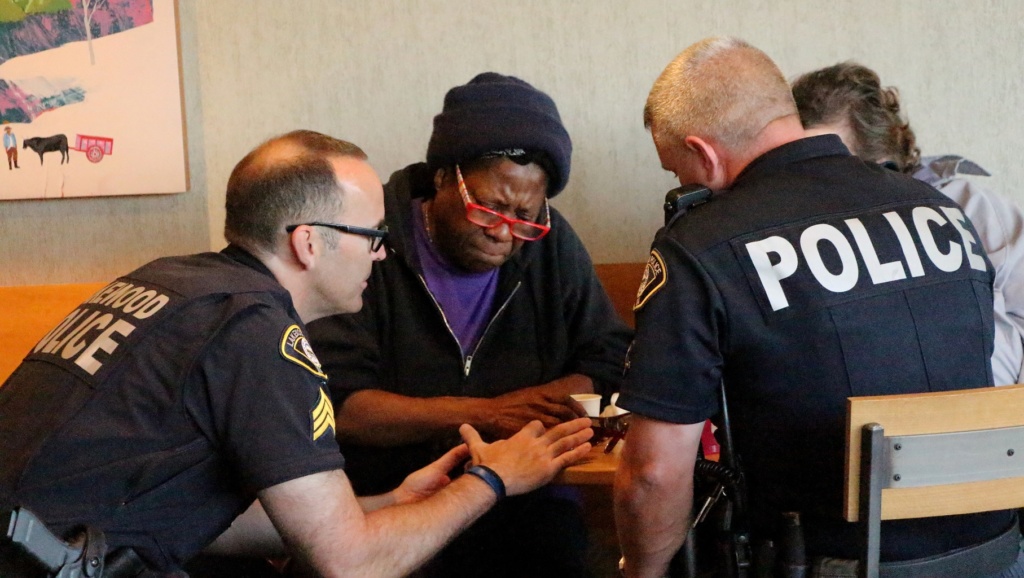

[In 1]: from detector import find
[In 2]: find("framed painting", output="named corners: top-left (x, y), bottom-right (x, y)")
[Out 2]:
top-left (0, 0), bottom-right (187, 200)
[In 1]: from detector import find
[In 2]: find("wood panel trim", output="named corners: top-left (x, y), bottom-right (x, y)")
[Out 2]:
top-left (0, 282), bottom-right (108, 384)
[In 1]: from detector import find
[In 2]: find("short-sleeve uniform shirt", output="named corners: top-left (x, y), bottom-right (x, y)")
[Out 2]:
top-left (0, 246), bottom-right (345, 571)
top-left (619, 136), bottom-right (1012, 560)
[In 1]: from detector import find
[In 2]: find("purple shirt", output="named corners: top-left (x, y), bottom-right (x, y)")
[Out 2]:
top-left (412, 199), bottom-right (498, 355)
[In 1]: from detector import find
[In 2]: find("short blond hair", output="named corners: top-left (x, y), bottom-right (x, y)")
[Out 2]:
top-left (644, 37), bottom-right (797, 151)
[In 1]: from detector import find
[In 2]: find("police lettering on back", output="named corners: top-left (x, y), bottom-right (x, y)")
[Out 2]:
top-left (32, 280), bottom-right (171, 376)
top-left (742, 203), bottom-right (987, 313)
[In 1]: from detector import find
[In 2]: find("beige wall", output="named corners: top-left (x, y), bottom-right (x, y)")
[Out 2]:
top-left (4, 0), bottom-right (1023, 285)
top-left (0, 1), bottom-right (210, 286)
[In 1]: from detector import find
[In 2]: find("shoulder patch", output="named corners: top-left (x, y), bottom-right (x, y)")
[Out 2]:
top-left (311, 387), bottom-right (335, 441)
top-left (633, 250), bottom-right (667, 311)
top-left (280, 324), bottom-right (327, 379)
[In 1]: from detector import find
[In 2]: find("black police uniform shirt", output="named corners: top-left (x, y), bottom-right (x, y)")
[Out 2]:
top-left (0, 245), bottom-right (345, 571)
top-left (618, 135), bottom-right (1013, 561)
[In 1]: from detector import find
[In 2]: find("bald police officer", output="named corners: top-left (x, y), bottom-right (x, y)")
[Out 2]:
top-left (0, 130), bottom-right (593, 577)
top-left (614, 38), bottom-right (1022, 578)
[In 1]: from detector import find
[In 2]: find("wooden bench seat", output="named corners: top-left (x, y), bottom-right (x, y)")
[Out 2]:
top-left (594, 262), bottom-right (645, 329)
top-left (0, 282), bottom-right (107, 383)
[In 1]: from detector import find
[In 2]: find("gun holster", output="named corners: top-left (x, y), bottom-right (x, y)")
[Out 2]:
top-left (77, 526), bottom-right (107, 578)
top-left (2, 507), bottom-right (107, 578)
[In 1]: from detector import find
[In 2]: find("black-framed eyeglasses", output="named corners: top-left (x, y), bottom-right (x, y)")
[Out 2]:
top-left (285, 222), bottom-right (389, 252)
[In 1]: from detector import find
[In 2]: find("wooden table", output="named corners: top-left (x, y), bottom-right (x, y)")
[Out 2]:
top-left (554, 438), bottom-right (623, 485)
top-left (554, 439), bottom-right (624, 576)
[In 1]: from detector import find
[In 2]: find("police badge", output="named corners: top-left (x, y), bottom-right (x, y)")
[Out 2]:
top-left (280, 324), bottom-right (328, 379)
top-left (633, 250), bottom-right (667, 311)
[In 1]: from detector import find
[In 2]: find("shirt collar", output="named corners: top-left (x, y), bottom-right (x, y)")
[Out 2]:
top-left (733, 134), bottom-right (850, 186)
top-left (221, 243), bottom-right (276, 279)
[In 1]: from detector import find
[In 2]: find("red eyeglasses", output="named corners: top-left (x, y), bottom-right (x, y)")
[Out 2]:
top-left (456, 165), bottom-right (551, 242)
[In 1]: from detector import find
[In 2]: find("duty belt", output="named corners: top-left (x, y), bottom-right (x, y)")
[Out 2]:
top-left (105, 547), bottom-right (188, 578)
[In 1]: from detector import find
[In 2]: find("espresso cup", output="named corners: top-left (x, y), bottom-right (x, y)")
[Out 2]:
top-left (570, 393), bottom-right (602, 418)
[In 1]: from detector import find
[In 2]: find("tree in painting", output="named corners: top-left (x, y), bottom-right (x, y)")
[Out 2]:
top-left (0, 0), bottom-right (107, 65)
top-left (81, 0), bottom-right (107, 64)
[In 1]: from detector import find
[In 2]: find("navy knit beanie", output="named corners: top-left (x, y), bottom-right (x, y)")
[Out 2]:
top-left (426, 72), bottom-right (572, 196)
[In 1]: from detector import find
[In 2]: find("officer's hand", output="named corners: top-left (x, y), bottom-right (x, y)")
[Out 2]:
top-left (459, 417), bottom-right (593, 496)
top-left (392, 443), bottom-right (470, 506)
top-left (482, 384), bottom-right (586, 439)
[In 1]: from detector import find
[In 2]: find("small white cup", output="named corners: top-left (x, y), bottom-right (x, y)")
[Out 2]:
top-left (570, 393), bottom-right (602, 417)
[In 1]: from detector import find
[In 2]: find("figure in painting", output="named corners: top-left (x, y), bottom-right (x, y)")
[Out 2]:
top-left (3, 125), bottom-right (18, 170)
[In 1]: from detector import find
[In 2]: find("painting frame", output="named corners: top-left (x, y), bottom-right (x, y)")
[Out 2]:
top-left (0, 0), bottom-right (189, 200)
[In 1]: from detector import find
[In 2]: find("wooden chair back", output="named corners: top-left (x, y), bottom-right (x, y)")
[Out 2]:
top-left (846, 385), bottom-right (1024, 578)
top-left (845, 384), bottom-right (1024, 522)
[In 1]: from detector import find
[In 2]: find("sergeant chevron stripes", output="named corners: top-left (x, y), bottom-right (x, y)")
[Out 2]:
top-left (312, 388), bottom-right (335, 441)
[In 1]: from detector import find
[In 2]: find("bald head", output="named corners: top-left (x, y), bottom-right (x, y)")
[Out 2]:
top-left (224, 130), bottom-right (368, 254)
top-left (644, 37), bottom-right (798, 153)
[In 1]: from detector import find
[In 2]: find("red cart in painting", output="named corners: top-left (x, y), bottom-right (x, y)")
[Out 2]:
top-left (72, 134), bottom-right (114, 163)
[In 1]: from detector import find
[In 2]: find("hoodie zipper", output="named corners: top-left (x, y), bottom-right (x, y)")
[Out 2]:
top-left (465, 281), bottom-right (521, 376)
top-left (416, 274), bottom-right (521, 378)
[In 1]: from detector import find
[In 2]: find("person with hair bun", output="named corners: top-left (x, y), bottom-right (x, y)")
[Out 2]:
top-left (793, 61), bottom-right (1024, 386)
